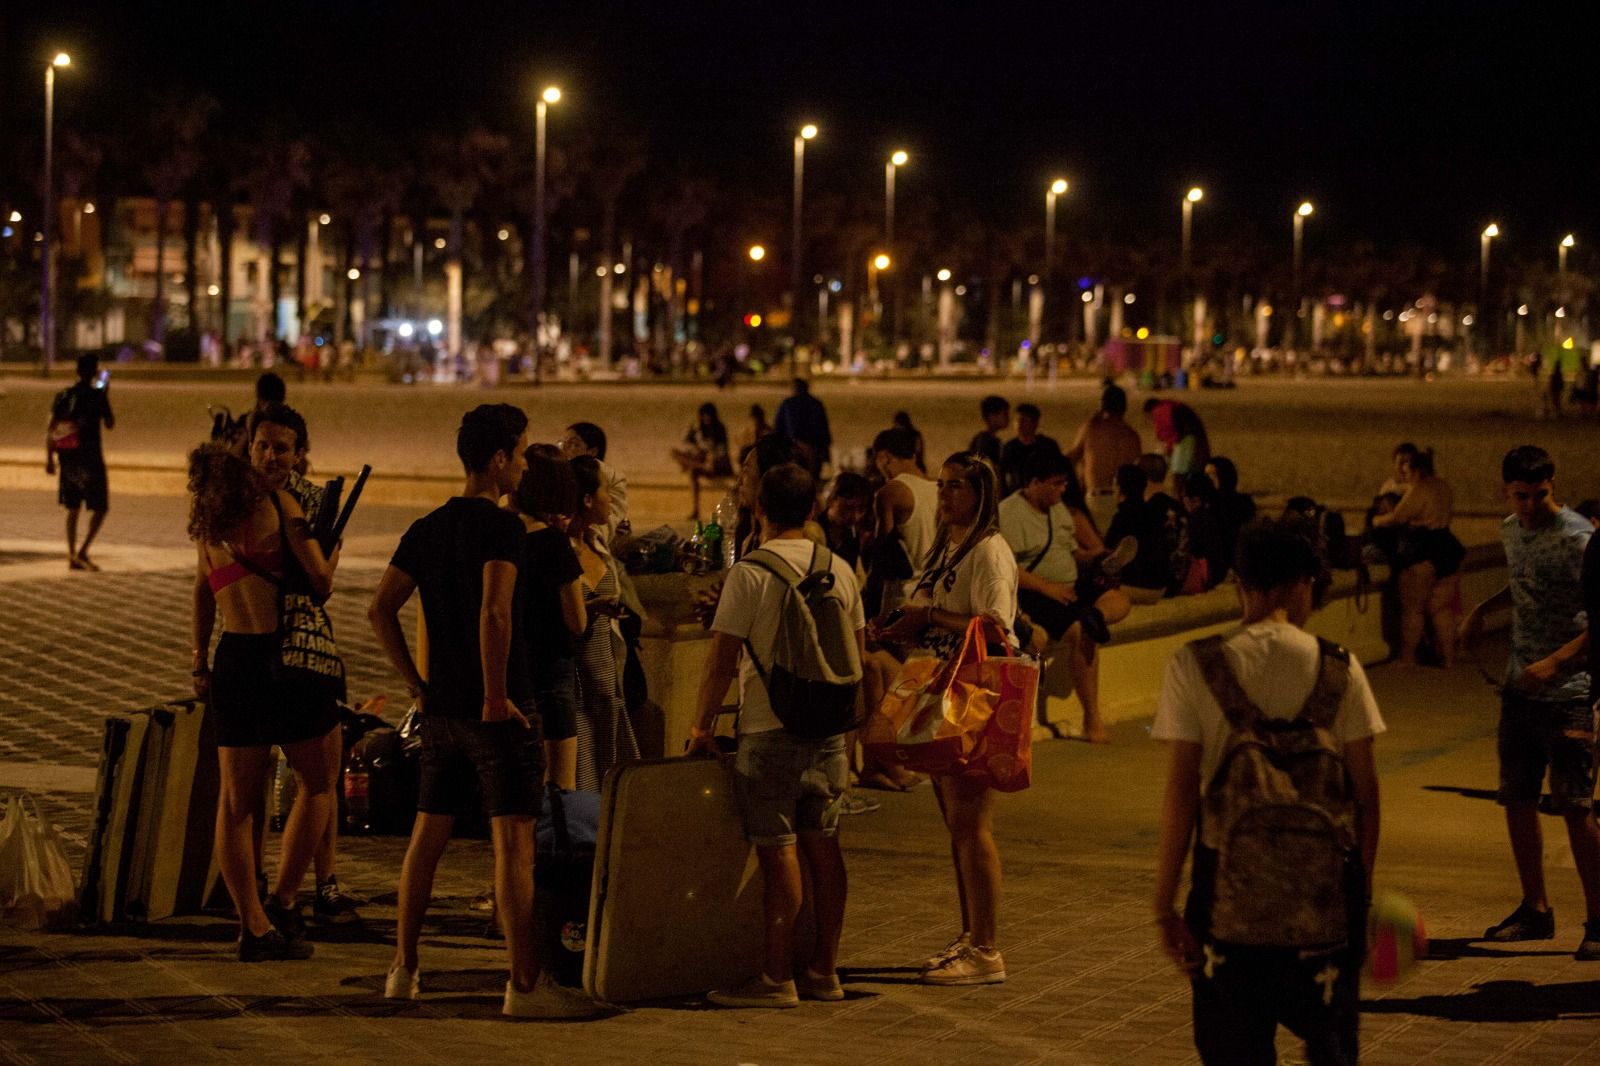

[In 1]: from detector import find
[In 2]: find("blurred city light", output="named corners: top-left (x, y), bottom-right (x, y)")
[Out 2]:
top-left (347, 267), bottom-right (361, 280)
top-left (954, 285), bottom-right (967, 296)
top-left (52, 52), bottom-right (71, 68)
top-left (1562, 234), bottom-right (1576, 248)
top-left (433, 237), bottom-right (446, 249)
top-left (542, 86), bottom-right (562, 105)
top-left (1136, 327), bottom-right (1150, 339)
top-left (318, 213), bottom-right (331, 225)
top-left (398, 322), bottom-right (415, 338)
top-left (937, 268), bottom-right (952, 282)
top-left (613, 262), bottom-right (627, 274)
top-left (748, 244), bottom-right (766, 261)
top-left (873, 253), bottom-right (891, 270)
top-left (207, 284), bottom-right (219, 296)
top-left (890, 150), bottom-right (908, 167)
top-left (7, 211), bottom-right (20, 223)
top-left (1297, 201), bottom-right (1314, 217)
top-left (427, 318), bottom-right (444, 336)
top-left (1051, 178), bottom-right (1068, 195)
top-left (1027, 274), bottom-right (1039, 285)
top-left (497, 228), bottom-right (510, 241)
top-left (1080, 290), bottom-right (1093, 303)
top-left (82, 203), bottom-right (95, 215)
top-left (1124, 293), bottom-right (1136, 304)
top-left (1482, 223), bottom-right (1499, 238)
top-left (1186, 187), bottom-right (1204, 203)
top-left (800, 124), bottom-right (818, 140)
top-left (1517, 304), bottom-right (1529, 316)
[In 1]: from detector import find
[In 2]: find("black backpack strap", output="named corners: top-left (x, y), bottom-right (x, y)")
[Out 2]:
top-left (1301, 638), bottom-right (1351, 728)
top-left (734, 547), bottom-right (804, 687)
top-left (1025, 509), bottom-right (1055, 573)
top-left (1189, 635), bottom-right (1265, 731)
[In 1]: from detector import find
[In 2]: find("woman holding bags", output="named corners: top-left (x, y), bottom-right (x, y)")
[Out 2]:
top-left (189, 406), bottom-right (342, 962)
top-left (864, 452), bottom-right (1020, 986)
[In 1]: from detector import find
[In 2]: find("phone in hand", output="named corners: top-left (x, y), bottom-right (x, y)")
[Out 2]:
top-left (93, 368), bottom-right (111, 390)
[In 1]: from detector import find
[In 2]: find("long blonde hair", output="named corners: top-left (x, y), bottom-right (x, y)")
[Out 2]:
top-left (914, 451), bottom-right (1001, 596)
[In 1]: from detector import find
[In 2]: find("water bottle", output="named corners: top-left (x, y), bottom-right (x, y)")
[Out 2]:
top-left (712, 493), bottom-right (739, 569)
top-left (700, 519), bottom-right (722, 570)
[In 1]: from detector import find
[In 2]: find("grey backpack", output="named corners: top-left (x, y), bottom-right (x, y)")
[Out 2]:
top-left (1190, 634), bottom-right (1360, 948)
top-left (740, 544), bottom-right (863, 739)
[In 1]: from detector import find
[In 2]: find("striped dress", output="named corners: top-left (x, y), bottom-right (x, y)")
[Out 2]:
top-left (574, 560), bottom-right (640, 790)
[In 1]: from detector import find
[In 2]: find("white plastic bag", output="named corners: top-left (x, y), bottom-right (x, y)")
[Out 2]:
top-left (0, 793), bottom-right (78, 929)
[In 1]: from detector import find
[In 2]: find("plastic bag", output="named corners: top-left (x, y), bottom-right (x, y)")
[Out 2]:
top-left (0, 793), bottom-right (78, 929)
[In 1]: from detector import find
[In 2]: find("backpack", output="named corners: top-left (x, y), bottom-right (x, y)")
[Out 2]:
top-left (1284, 496), bottom-right (1354, 569)
top-left (48, 388), bottom-right (82, 453)
top-left (1189, 634), bottom-right (1361, 948)
top-left (740, 543), bottom-right (864, 739)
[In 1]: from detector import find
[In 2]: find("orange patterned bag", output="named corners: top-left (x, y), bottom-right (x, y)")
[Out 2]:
top-left (863, 618), bottom-right (1038, 790)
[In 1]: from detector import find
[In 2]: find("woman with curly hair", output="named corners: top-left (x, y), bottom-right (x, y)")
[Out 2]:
top-left (864, 452), bottom-right (1019, 986)
top-left (188, 439), bottom-right (340, 962)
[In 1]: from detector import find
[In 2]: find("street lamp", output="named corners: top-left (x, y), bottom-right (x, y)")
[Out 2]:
top-left (1480, 223), bottom-right (1500, 356)
top-left (1559, 233), bottom-right (1575, 277)
top-left (1180, 186), bottom-right (1203, 276)
top-left (791, 122), bottom-right (817, 362)
top-left (748, 244), bottom-right (766, 262)
top-left (41, 51), bottom-right (71, 375)
top-left (885, 150), bottom-right (908, 246)
top-left (532, 84), bottom-right (561, 345)
top-left (1045, 179), bottom-right (1069, 279)
top-left (1290, 201), bottom-right (1314, 350)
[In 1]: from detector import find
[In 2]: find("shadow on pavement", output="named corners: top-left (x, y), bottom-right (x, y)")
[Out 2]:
top-left (0, 992), bottom-right (508, 1025)
top-left (1425, 937), bottom-right (1571, 961)
top-left (1363, 979), bottom-right (1600, 1022)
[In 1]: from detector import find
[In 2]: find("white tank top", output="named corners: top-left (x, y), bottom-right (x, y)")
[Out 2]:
top-left (894, 472), bottom-right (939, 573)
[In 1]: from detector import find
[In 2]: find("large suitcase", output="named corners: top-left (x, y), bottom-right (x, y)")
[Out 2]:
top-left (583, 756), bottom-right (782, 1003)
top-left (80, 700), bottom-right (221, 923)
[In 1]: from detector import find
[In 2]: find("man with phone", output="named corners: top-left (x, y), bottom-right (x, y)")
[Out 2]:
top-left (45, 352), bottom-right (115, 571)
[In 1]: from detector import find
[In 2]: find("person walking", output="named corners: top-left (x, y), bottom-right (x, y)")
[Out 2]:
top-left (369, 404), bottom-right (594, 1016)
top-left (773, 378), bottom-right (833, 475)
top-left (1152, 517), bottom-right (1384, 1065)
top-left (46, 352), bottom-right (115, 570)
top-left (1461, 445), bottom-right (1600, 960)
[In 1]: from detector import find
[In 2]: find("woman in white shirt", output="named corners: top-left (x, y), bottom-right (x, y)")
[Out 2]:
top-left (865, 452), bottom-right (1019, 987)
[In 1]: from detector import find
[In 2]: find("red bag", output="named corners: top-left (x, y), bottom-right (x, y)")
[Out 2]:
top-left (863, 618), bottom-right (1038, 790)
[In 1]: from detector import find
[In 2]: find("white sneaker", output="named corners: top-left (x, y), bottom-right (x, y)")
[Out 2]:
top-left (503, 977), bottom-right (608, 1019)
top-left (920, 932), bottom-right (971, 972)
top-left (922, 944), bottom-right (1006, 986)
top-left (384, 963), bottom-right (420, 1000)
top-left (706, 973), bottom-right (800, 1009)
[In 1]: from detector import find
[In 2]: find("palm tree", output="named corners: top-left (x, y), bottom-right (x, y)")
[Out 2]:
top-left (238, 129), bottom-right (311, 342)
top-left (140, 92), bottom-right (217, 346)
top-left (575, 131), bottom-right (648, 368)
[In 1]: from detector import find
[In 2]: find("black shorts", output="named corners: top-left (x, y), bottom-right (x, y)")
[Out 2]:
top-left (1018, 578), bottom-right (1108, 642)
top-left (1497, 693), bottom-right (1599, 812)
top-left (211, 632), bottom-right (340, 748)
top-left (532, 657), bottom-right (579, 741)
top-left (417, 712), bottom-right (544, 819)
top-left (58, 458), bottom-right (108, 512)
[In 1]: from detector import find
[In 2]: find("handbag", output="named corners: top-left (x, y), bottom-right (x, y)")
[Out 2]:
top-left (48, 388), bottom-right (82, 453)
top-left (0, 793), bottom-right (79, 929)
top-left (226, 498), bottom-right (347, 701)
top-left (862, 617), bottom-right (1038, 790)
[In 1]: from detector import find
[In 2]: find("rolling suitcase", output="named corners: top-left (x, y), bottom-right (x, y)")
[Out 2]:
top-left (80, 701), bottom-right (221, 923)
top-left (583, 756), bottom-right (783, 1003)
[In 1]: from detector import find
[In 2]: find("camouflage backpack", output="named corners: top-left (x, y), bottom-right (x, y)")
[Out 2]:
top-left (1190, 633), bottom-right (1359, 948)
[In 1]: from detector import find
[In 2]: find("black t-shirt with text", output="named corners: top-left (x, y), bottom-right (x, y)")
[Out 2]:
top-left (518, 525), bottom-right (584, 675)
top-left (390, 497), bottom-right (531, 718)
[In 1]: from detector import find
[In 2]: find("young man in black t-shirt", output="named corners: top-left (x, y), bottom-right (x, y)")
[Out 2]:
top-left (369, 404), bottom-right (596, 1018)
top-left (45, 352), bottom-right (115, 570)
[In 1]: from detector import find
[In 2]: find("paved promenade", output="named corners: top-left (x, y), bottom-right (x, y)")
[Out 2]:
top-left (3, 495), bottom-right (1600, 1064)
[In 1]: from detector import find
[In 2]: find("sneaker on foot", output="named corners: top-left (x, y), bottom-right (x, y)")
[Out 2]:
top-left (314, 876), bottom-right (363, 924)
top-left (920, 932), bottom-right (971, 972)
top-left (1577, 920), bottom-right (1600, 961)
top-left (238, 926), bottom-right (313, 962)
top-left (264, 897), bottom-right (310, 949)
top-left (1483, 902), bottom-right (1555, 942)
top-left (796, 968), bottom-right (844, 1002)
top-left (921, 944), bottom-right (1005, 986)
top-left (838, 790), bottom-right (882, 816)
top-left (1101, 536), bottom-right (1138, 578)
top-left (706, 974), bottom-right (800, 1009)
top-left (503, 978), bottom-right (608, 1019)
top-left (1078, 606), bottom-right (1112, 645)
top-left (385, 963), bottom-right (420, 1000)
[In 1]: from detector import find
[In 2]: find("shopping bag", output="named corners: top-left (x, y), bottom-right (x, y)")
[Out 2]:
top-left (957, 653), bottom-right (1040, 793)
top-left (0, 793), bottom-right (79, 930)
top-left (864, 618), bottom-right (1024, 777)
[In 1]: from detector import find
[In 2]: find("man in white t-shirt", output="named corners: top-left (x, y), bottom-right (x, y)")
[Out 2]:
top-left (999, 450), bottom-right (1133, 744)
top-left (1151, 517), bottom-right (1383, 1066)
top-left (688, 463), bottom-right (866, 1009)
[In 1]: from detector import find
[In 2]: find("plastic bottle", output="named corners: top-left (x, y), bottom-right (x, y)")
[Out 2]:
top-left (712, 493), bottom-right (739, 570)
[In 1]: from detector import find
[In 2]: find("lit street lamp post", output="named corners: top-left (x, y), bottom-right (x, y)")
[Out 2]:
top-left (532, 85), bottom-right (560, 357)
top-left (883, 150), bottom-right (907, 350)
top-left (1479, 223), bottom-right (1500, 357)
top-left (1180, 186), bottom-right (1202, 348)
top-left (1559, 232), bottom-right (1574, 279)
top-left (41, 52), bottom-right (70, 376)
top-left (1292, 201), bottom-right (1313, 350)
top-left (791, 123), bottom-right (817, 368)
top-left (1044, 178), bottom-right (1068, 349)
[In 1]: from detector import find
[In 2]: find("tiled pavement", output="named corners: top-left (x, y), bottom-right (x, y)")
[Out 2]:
top-left (2, 494), bottom-right (1600, 1064)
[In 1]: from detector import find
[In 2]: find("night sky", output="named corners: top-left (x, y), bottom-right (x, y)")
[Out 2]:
top-left (5, 1), bottom-right (1596, 263)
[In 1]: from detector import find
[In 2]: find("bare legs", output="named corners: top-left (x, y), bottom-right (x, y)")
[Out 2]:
top-left (1397, 562), bottom-right (1435, 664)
top-left (394, 813), bottom-right (453, 972)
top-left (216, 746), bottom-right (275, 937)
top-left (271, 730), bottom-right (340, 908)
top-left (313, 727), bottom-right (342, 882)
top-left (1505, 801), bottom-right (1600, 921)
top-left (64, 506), bottom-right (108, 568)
top-left (936, 775), bottom-right (1000, 947)
top-left (544, 737), bottom-right (578, 791)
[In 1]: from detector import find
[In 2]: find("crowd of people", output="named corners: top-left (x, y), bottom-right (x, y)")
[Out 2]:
top-left (159, 370), bottom-right (1600, 1056)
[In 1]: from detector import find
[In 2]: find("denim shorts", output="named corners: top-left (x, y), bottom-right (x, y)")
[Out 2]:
top-left (532, 658), bottom-right (579, 741)
top-left (1497, 692), bottom-right (1599, 812)
top-left (417, 711), bottom-right (545, 819)
top-left (732, 729), bottom-right (848, 847)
